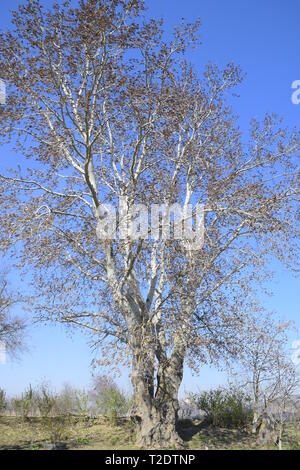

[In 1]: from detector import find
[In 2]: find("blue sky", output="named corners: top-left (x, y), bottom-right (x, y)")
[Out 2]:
top-left (0, 0), bottom-right (299, 396)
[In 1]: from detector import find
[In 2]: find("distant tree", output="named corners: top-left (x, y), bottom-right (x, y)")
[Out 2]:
top-left (272, 354), bottom-right (299, 450)
top-left (56, 383), bottom-right (78, 415)
top-left (12, 384), bottom-right (34, 420)
top-left (0, 388), bottom-right (7, 414)
top-left (0, 274), bottom-right (26, 359)
top-left (0, 0), bottom-right (299, 446)
top-left (236, 313), bottom-right (296, 434)
top-left (92, 374), bottom-right (131, 423)
top-left (36, 382), bottom-right (57, 417)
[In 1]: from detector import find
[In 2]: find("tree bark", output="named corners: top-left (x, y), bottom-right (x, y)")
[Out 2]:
top-left (252, 407), bottom-right (260, 434)
top-left (252, 377), bottom-right (260, 433)
top-left (252, 415), bottom-right (258, 434)
top-left (131, 352), bottom-right (184, 448)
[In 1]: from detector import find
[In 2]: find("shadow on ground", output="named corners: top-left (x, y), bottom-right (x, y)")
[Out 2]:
top-left (178, 419), bottom-right (260, 450)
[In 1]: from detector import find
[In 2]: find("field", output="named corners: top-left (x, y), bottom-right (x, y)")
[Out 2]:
top-left (0, 416), bottom-right (300, 450)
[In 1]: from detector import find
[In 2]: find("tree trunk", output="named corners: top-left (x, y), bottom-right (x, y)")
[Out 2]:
top-left (252, 410), bottom-right (259, 434)
top-left (252, 380), bottom-right (260, 433)
top-left (134, 395), bottom-right (182, 449)
top-left (131, 353), bottom-right (184, 448)
top-left (278, 410), bottom-right (284, 450)
top-left (278, 432), bottom-right (282, 451)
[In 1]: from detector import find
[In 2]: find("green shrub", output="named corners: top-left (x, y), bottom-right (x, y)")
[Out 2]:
top-left (94, 376), bottom-right (131, 425)
top-left (36, 383), bottom-right (56, 417)
top-left (41, 415), bottom-right (72, 444)
top-left (34, 383), bottom-right (72, 444)
top-left (12, 384), bottom-right (34, 419)
top-left (190, 386), bottom-right (253, 428)
top-left (75, 389), bottom-right (89, 417)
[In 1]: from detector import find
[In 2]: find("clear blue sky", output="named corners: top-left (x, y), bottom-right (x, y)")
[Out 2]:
top-left (0, 0), bottom-right (299, 397)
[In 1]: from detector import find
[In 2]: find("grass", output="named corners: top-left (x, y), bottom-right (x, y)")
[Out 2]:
top-left (0, 416), bottom-right (299, 450)
top-left (0, 416), bottom-right (136, 450)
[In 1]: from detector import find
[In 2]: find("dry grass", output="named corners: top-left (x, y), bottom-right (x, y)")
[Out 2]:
top-left (0, 416), bottom-right (299, 450)
top-left (0, 416), bottom-right (136, 450)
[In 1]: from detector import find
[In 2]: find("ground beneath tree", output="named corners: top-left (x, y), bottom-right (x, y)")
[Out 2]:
top-left (0, 416), bottom-right (299, 450)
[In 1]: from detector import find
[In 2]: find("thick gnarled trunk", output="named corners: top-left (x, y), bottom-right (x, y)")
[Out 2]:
top-left (134, 399), bottom-right (182, 448)
top-left (131, 350), bottom-right (184, 448)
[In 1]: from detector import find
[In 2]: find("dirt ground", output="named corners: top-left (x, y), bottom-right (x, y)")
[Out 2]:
top-left (0, 416), bottom-right (299, 450)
